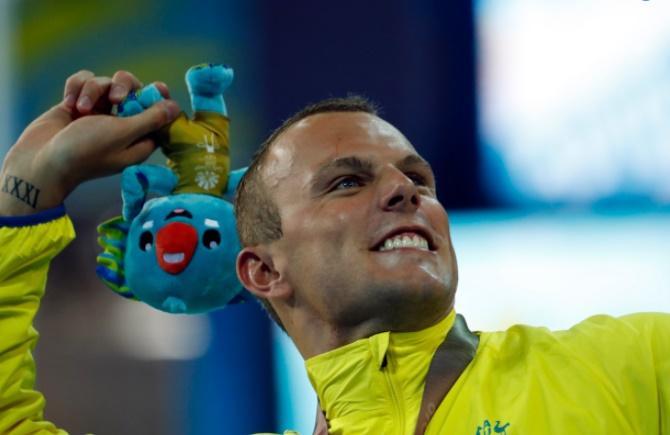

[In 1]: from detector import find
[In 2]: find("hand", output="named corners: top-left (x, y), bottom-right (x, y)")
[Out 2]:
top-left (0, 70), bottom-right (180, 216)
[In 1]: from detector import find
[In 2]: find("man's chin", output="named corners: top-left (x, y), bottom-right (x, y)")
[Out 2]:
top-left (369, 251), bottom-right (445, 283)
top-left (371, 273), bottom-right (452, 303)
top-left (370, 247), bottom-right (442, 270)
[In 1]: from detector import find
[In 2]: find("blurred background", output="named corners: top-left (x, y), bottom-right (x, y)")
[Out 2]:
top-left (1, 0), bottom-right (669, 433)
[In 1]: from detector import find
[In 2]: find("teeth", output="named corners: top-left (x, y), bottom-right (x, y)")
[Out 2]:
top-left (163, 252), bottom-right (185, 264)
top-left (379, 233), bottom-right (430, 252)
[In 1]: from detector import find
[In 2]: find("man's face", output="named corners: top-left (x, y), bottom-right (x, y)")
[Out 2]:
top-left (264, 112), bottom-right (458, 329)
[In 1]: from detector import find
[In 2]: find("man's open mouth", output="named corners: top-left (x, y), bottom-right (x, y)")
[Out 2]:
top-left (372, 228), bottom-right (436, 252)
top-left (378, 232), bottom-right (429, 251)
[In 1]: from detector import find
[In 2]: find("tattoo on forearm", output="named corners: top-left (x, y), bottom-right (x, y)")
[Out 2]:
top-left (1, 175), bottom-right (41, 209)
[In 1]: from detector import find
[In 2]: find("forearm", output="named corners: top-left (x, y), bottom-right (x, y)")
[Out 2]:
top-left (0, 209), bottom-right (75, 434)
top-left (0, 158), bottom-right (67, 217)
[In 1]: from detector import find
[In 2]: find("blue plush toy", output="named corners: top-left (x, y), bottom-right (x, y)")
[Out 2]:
top-left (95, 63), bottom-right (249, 314)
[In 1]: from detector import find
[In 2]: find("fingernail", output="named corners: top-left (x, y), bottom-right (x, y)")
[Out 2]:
top-left (110, 84), bottom-right (125, 100)
top-left (162, 101), bottom-right (179, 120)
top-left (64, 93), bottom-right (76, 108)
top-left (77, 95), bottom-right (92, 111)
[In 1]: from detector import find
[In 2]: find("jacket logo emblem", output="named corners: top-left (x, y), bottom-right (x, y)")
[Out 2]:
top-left (475, 419), bottom-right (510, 435)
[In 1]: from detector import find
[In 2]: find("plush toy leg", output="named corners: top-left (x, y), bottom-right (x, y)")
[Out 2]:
top-left (185, 63), bottom-right (234, 115)
top-left (121, 164), bottom-right (179, 221)
top-left (117, 84), bottom-right (164, 117)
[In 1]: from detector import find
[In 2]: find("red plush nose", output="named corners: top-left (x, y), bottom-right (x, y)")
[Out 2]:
top-left (155, 222), bottom-right (198, 274)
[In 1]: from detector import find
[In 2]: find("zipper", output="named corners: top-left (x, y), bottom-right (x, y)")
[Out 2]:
top-left (382, 353), bottom-right (405, 434)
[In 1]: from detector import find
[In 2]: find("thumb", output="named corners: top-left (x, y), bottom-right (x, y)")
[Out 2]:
top-left (120, 99), bottom-right (180, 141)
top-left (119, 137), bottom-right (157, 167)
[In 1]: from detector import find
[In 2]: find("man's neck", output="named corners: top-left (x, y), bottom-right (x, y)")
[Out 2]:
top-left (289, 305), bottom-right (453, 359)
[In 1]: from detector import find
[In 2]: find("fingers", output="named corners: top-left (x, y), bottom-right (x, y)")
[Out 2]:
top-left (63, 70), bottom-right (94, 110)
top-left (109, 70), bottom-right (144, 103)
top-left (120, 99), bottom-right (181, 141)
top-left (62, 69), bottom-right (149, 114)
top-left (154, 81), bottom-right (170, 99)
top-left (77, 76), bottom-right (113, 113)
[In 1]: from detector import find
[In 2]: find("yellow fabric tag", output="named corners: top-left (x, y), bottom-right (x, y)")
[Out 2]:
top-left (158, 111), bottom-right (231, 195)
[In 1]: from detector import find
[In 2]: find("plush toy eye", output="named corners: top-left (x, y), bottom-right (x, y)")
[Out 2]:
top-left (139, 231), bottom-right (153, 251)
top-left (203, 229), bottom-right (221, 249)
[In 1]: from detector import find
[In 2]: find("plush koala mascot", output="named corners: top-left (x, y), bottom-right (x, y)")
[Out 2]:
top-left (96, 63), bottom-right (248, 314)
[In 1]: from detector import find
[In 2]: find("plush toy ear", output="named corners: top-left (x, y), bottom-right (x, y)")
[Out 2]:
top-left (96, 216), bottom-right (137, 300)
top-left (122, 164), bottom-right (178, 220)
top-left (224, 167), bottom-right (248, 196)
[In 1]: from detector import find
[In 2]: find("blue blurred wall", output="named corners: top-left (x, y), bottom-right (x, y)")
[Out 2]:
top-left (259, 1), bottom-right (483, 209)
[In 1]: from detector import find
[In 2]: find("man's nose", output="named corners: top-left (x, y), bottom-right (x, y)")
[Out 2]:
top-left (379, 169), bottom-right (421, 212)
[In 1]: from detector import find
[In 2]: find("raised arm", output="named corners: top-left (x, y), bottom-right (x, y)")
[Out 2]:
top-left (0, 70), bottom-right (179, 216)
top-left (0, 70), bottom-right (180, 433)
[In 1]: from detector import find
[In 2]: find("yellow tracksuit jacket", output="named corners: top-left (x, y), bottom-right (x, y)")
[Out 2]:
top-left (306, 308), bottom-right (670, 434)
top-left (1, 209), bottom-right (669, 434)
top-left (0, 207), bottom-right (72, 434)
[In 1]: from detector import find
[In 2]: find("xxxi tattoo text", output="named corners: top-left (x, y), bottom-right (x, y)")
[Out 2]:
top-left (1, 175), bottom-right (41, 209)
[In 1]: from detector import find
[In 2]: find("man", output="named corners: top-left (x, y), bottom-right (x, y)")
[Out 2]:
top-left (232, 98), bottom-right (670, 434)
top-left (0, 70), bottom-right (668, 434)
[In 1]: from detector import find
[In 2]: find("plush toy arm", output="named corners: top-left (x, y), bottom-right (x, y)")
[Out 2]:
top-left (96, 216), bottom-right (137, 299)
top-left (224, 167), bottom-right (248, 196)
top-left (122, 164), bottom-right (179, 220)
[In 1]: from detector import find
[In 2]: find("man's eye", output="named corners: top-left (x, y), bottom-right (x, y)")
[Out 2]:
top-left (407, 173), bottom-right (427, 186)
top-left (333, 176), bottom-right (362, 191)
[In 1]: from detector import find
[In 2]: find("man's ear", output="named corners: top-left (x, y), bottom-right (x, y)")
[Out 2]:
top-left (236, 247), bottom-right (291, 300)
